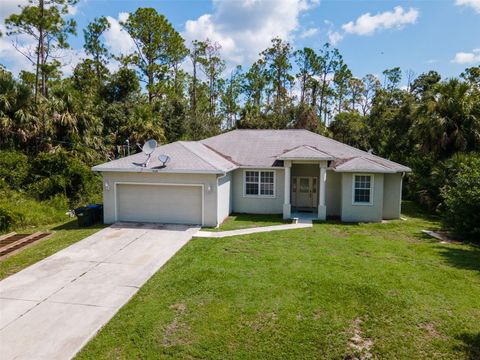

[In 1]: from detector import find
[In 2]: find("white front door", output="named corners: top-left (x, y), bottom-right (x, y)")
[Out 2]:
top-left (292, 177), bottom-right (318, 208)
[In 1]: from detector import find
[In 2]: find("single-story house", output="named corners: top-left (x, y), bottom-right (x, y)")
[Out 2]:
top-left (92, 129), bottom-right (411, 226)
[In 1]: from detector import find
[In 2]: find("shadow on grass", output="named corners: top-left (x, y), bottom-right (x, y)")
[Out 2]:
top-left (455, 332), bottom-right (480, 360)
top-left (401, 200), bottom-right (440, 221)
top-left (312, 219), bottom-right (360, 226)
top-left (412, 231), bottom-right (441, 244)
top-left (52, 219), bottom-right (106, 231)
top-left (437, 245), bottom-right (480, 272)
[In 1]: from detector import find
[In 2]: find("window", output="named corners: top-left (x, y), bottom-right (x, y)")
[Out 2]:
top-left (244, 170), bottom-right (275, 196)
top-left (353, 174), bottom-right (373, 205)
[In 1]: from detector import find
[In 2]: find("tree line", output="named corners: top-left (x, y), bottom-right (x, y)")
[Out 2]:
top-left (1, 1), bottom-right (479, 238)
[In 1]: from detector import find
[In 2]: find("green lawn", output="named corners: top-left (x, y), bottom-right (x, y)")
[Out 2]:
top-left (77, 202), bottom-right (480, 359)
top-left (203, 213), bottom-right (291, 232)
top-left (0, 220), bottom-right (106, 280)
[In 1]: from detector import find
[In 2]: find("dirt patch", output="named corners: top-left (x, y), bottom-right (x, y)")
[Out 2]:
top-left (245, 311), bottom-right (278, 332)
top-left (419, 322), bottom-right (447, 339)
top-left (345, 318), bottom-right (373, 360)
top-left (162, 303), bottom-right (189, 347)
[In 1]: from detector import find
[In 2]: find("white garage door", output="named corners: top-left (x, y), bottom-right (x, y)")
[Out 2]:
top-left (116, 183), bottom-right (203, 225)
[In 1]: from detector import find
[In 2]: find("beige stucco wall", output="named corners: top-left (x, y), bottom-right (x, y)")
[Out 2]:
top-left (101, 172), bottom-right (219, 227)
top-left (231, 168), bottom-right (284, 214)
top-left (217, 172), bottom-right (232, 224)
top-left (326, 170), bottom-right (342, 217)
top-left (340, 173), bottom-right (384, 222)
top-left (382, 173), bottom-right (403, 219)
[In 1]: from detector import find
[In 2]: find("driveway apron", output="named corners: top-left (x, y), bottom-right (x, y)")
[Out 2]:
top-left (0, 223), bottom-right (199, 360)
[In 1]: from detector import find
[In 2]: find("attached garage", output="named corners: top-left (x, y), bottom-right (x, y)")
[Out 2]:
top-left (93, 141), bottom-right (237, 227)
top-left (115, 183), bottom-right (203, 225)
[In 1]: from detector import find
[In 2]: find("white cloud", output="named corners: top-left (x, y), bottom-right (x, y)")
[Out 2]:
top-left (342, 6), bottom-right (419, 36)
top-left (326, 6), bottom-right (419, 45)
top-left (328, 30), bottom-right (343, 45)
top-left (300, 27), bottom-right (319, 38)
top-left (183, 0), bottom-right (319, 66)
top-left (455, 0), bottom-right (480, 13)
top-left (0, 0), bottom-right (28, 20)
top-left (104, 13), bottom-right (135, 56)
top-left (452, 48), bottom-right (480, 64)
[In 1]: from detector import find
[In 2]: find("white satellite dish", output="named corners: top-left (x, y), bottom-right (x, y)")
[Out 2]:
top-left (158, 154), bottom-right (171, 167)
top-left (140, 139), bottom-right (157, 167)
top-left (142, 139), bottom-right (157, 155)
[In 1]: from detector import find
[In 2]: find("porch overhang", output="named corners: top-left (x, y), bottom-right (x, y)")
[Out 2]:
top-left (282, 160), bottom-right (328, 221)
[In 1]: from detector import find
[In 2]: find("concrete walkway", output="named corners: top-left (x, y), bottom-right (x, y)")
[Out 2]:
top-left (195, 219), bottom-right (312, 238)
top-left (0, 223), bottom-right (199, 360)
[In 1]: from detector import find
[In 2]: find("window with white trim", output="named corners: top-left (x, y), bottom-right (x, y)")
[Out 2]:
top-left (353, 175), bottom-right (373, 204)
top-left (244, 170), bottom-right (275, 196)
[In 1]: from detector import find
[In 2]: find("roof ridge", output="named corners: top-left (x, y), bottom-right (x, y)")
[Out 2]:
top-left (359, 156), bottom-right (393, 170)
top-left (202, 143), bottom-right (240, 166)
top-left (178, 141), bottom-right (220, 171)
top-left (360, 156), bottom-right (395, 171)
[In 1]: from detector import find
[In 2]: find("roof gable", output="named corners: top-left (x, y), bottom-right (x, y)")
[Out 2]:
top-left (333, 157), bottom-right (396, 173)
top-left (277, 145), bottom-right (334, 160)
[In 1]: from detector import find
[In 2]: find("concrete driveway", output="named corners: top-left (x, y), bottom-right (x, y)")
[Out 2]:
top-left (0, 223), bottom-right (199, 360)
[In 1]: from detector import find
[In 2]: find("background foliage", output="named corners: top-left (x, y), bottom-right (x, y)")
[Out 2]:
top-left (1, 2), bottom-right (479, 238)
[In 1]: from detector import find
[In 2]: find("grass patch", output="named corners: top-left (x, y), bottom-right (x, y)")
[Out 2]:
top-left (0, 190), bottom-right (71, 232)
top-left (77, 202), bottom-right (480, 359)
top-left (0, 219), bottom-right (106, 280)
top-left (204, 213), bottom-right (291, 232)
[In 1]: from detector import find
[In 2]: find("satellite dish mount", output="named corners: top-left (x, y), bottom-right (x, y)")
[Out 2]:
top-left (158, 154), bottom-right (171, 168)
top-left (140, 139), bottom-right (157, 167)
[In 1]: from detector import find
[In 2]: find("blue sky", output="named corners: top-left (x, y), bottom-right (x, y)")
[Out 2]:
top-left (1, 0), bottom-right (479, 83)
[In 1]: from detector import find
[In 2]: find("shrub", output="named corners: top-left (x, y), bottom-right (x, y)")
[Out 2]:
top-left (28, 150), bottom-right (101, 205)
top-left (0, 189), bottom-right (68, 231)
top-left (440, 154), bottom-right (480, 241)
top-left (407, 152), bottom-right (480, 211)
top-left (0, 150), bottom-right (30, 190)
top-left (0, 207), bottom-right (22, 232)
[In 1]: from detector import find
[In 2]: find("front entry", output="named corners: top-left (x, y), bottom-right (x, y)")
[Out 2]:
top-left (292, 176), bottom-right (318, 209)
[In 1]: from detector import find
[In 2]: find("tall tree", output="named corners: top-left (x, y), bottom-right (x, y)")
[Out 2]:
top-left (317, 43), bottom-right (342, 124)
top-left (359, 74), bottom-right (380, 116)
top-left (382, 67), bottom-right (402, 90)
top-left (294, 47), bottom-right (319, 105)
top-left (221, 66), bottom-right (243, 129)
top-left (121, 8), bottom-right (187, 103)
top-left (199, 40), bottom-right (225, 121)
top-left (5, 0), bottom-right (78, 102)
top-left (333, 61), bottom-right (352, 114)
top-left (348, 77), bottom-right (364, 112)
top-left (83, 16), bottom-right (110, 82)
top-left (189, 40), bottom-right (207, 122)
top-left (244, 59), bottom-right (267, 109)
top-left (261, 38), bottom-right (293, 108)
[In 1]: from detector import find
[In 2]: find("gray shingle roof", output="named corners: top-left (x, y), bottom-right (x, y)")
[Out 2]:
top-left (202, 129), bottom-right (410, 172)
top-left (332, 157), bottom-right (396, 173)
top-left (93, 129), bottom-right (411, 174)
top-left (92, 141), bottom-right (236, 173)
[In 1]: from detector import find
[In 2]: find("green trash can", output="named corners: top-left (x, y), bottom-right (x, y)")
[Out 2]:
top-left (75, 207), bottom-right (93, 227)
